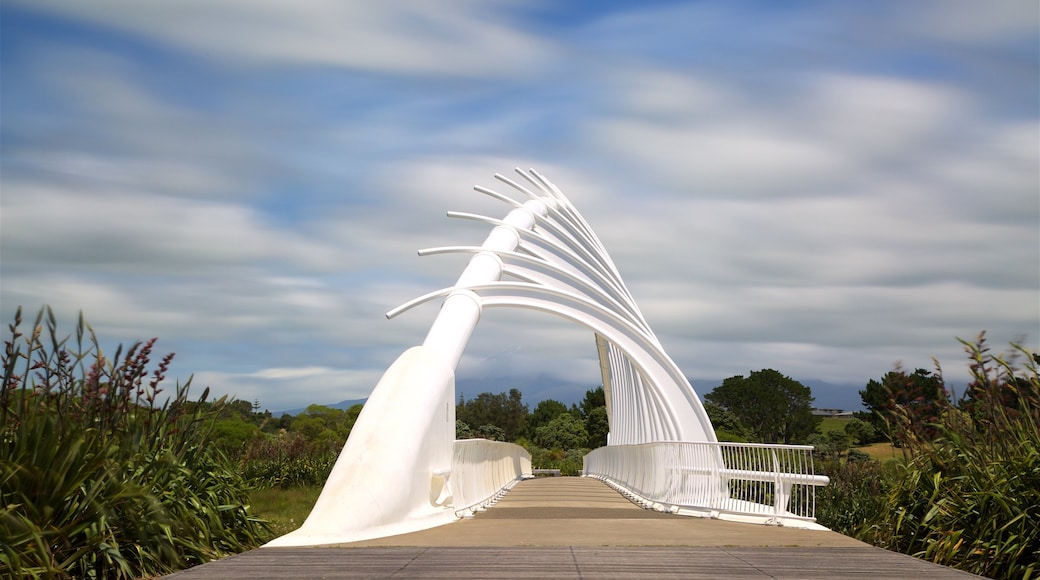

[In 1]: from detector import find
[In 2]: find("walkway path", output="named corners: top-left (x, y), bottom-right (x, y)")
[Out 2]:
top-left (166, 477), bottom-right (979, 578)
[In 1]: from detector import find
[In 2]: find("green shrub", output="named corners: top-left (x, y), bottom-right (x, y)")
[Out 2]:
top-left (861, 335), bottom-right (1039, 579)
top-left (815, 456), bottom-right (890, 537)
top-left (1, 307), bottom-right (268, 578)
top-left (520, 442), bottom-right (586, 476)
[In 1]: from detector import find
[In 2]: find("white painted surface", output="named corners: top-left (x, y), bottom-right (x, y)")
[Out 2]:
top-left (266, 346), bottom-right (458, 546)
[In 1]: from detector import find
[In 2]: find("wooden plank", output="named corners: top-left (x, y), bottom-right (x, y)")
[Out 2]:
top-left (166, 546), bottom-right (981, 579)
top-left (164, 479), bottom-right (980, 579)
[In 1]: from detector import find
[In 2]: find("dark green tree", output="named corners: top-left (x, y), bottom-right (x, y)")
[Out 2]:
top-left (475, 424), bottom-right (506, 441)
top-left (859, 367), bottom-right (946, 444)
top-left (456, 420), bottom-right (475, 439)
top-left (842, 417), bottom-right (877, 446)
top-left (526, 399), bottom-right (569, 438)
top-left (218, 398), bottom-right (254, 420)
top-left (534, 412), bottom-right (588, 449)
top-left (705, 369), bottom-right (818, 443)
top-left (456, 389), bottom-right (528, 441)
top-left (703, 400), bottom-right (750, 442)
top-left (580, 386), bottom-right (605, 417)
top-left (211, 416), bottom-right (258, 455)
top-left (585, 405), bottom-right (609, 447)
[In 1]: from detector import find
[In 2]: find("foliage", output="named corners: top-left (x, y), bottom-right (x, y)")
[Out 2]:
top-left (240, 432), bottom-right (337, 489)
top-left (577, 387), bottom-right (609, 448)
top-left (842, 418), bottom-right (877, 446)
top-left (860, 334), bottom-right (1039, 579)
top-left (457, 389), bottom-right (528, 441)
top-left (534, 412), bottom-right (588, 450)
top-left (211, 416), bottom-right (260, 455)
top-left (526, 398), bottom-right (569, 438)
top-left (522, 443), bottom-right (586, 476)
top-left (814, 456), bottom-right (891, 537)
top-left (247, 486), bottom-right (322, 540)
top-left (289, 403), bottom-right (362, 453)
top-left (704, 400), bottom-right (750, 442)
top-left (528, 403), bottom-right (569, 438)
top-left (579, 387), bottom-right (605, 417)
top-left (705, 369), bottom-right (818, 443)
top-left (806, 430), bottom-right (852, 459)
top-left (455, 420), bottom-right (507, 441)
top-left (455, 419), bottom-right (475, 439)
top-left (585, 406), bottom-right (609, 448)
top-left (859, 367), bottom-right (947, 445)
top-left (0, 306), bottom-right (267, 579)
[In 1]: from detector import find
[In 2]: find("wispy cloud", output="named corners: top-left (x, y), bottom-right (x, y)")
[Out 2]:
top-left (2, 1), bottom-right (1036, 412)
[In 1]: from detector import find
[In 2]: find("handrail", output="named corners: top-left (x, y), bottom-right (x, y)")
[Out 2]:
top-left (450, 439), bottom-right (532, 516)
top-left (583, 441), bottom-right (829, 529)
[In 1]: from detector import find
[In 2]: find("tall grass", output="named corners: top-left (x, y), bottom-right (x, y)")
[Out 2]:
top-left (862, 334), bottom-right (1039, 579)
top-left (241, 433), bottom-right (337, 489)
top-left (248, 486), bottom-right (322, 538)
top-left (814, 455), bottom-right (891, 537)
top-left (1, 306), bottom-right (268, 578)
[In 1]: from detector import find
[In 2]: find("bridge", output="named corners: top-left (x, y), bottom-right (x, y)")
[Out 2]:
top-left (168, 476), bottom-right (975, 578)
top-left (169, 169), bottom-right (976, 577)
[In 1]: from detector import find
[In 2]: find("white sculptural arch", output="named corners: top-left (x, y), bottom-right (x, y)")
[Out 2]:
top-left (266, 168), bottom-right (716, 547)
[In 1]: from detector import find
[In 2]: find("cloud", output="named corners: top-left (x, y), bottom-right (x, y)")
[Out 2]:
top-left (14, 0), bottom-right (554, 76)
top-left (194, 366), bottom-right (385, 412)
top-left (2, 1), bottom-right (1036, 413)
top-left (900, 0), bottom-right (1038, 45)
top-left (1, 183), bottom-right (338, 273)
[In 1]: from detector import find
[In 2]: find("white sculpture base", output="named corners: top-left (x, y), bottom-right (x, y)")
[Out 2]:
top-left (265, 346), bottom-right (457, 547)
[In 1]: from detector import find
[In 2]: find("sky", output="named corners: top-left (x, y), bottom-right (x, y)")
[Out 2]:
top-left (2, 1), bottom-right (1037, 414)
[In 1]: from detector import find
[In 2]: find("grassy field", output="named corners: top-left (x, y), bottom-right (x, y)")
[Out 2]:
top-left (817, 416), bottom-right (851, 434)
top-left (857, 441), bottom-right (903, 462)
top-left (817, 416), bottom-right (903, 462)
top-left (249, 486), bottom-right (322, 540)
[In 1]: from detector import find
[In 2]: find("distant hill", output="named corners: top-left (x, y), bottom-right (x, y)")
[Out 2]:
top-left (273, 398), bottom-right (367, 417)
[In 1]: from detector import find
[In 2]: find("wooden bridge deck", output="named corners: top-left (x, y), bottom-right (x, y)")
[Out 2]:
top-left (166, 477), bottom-right (979, 579)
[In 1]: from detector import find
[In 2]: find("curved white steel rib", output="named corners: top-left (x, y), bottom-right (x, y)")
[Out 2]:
top-left (392, 169), bottom-right (715, 445)
top-left (266, 168), bottom-right (718, 547)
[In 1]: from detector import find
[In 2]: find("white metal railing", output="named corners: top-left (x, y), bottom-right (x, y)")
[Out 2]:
top-left (450, 439), bottom-right (532, 516)
top-left (583, 442), bottom-right (829, 528)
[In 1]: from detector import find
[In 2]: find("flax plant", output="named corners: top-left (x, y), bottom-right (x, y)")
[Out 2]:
top-left (862, 334), bottom-right (1039, 579)
top-left (1, 306), bottom-right (268, 578)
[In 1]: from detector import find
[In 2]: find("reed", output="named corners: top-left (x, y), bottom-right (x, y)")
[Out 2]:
top-left (1, 306), bottom-right (268, 578)
top-left (863, 334), bottom-right (1039, 579)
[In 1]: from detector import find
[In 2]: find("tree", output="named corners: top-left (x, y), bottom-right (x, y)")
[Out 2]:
top-left (211, 417), bottom-right (259, 455)
top-left (806, 430), bottom-right (852, 458)
top-left (585, 406), bottom-right (609, 447)
top-left (456, 420), bottom-right (475, 439)
top-left (704, 369), bottom-right (818, 443)
top-left (457, 389), bottom-right (528, 441)
top-left (526, 399), bottom-right (569, 438)
top-left (579, 387), bottom-right (605, 417)
top-left (703, 400), bottom-right (750, 442)
top-left (859, 367), bottom-right (946, 445)
top-left (534, 413), bottom-right (588, 449)
top-left (474, 424), bottom-right (506, 441)
top-left (289, 404), bottom-right (360, 450)
top-left (577, 387), bottom-right (610, 447)
top-left (842, 417), bottom-right (877, 446)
